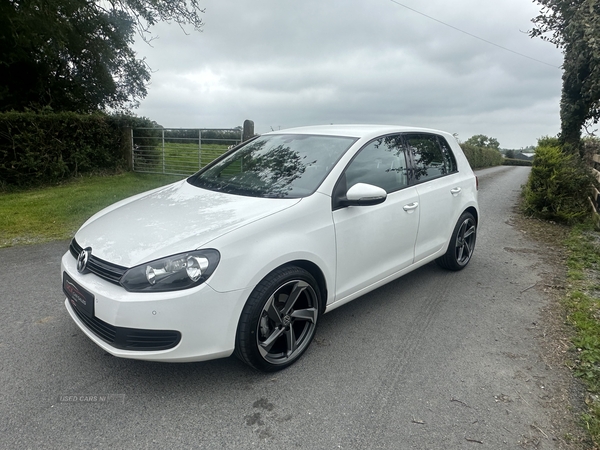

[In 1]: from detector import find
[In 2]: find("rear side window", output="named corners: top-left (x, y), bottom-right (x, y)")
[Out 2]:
top-left (404, 133), bottom-right (457, 183)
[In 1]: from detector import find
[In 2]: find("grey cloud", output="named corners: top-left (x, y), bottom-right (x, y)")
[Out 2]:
top-left (132, 0), bottom-right (563, 148)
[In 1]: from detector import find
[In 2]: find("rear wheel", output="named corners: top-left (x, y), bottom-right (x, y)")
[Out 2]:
top-left (235, 266), bottom-right (321, 371)
top-left (436, 212), bottom-right (477, 271)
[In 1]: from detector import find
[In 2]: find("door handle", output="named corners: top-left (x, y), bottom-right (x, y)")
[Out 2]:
top-left (450, 187), bottom-right (462, 196)
top-left (403, 202), bottom-right (419, 212)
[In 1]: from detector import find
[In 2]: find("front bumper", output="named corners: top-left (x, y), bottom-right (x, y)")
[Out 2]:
top-left (62, 251), bottom-right (252, 362)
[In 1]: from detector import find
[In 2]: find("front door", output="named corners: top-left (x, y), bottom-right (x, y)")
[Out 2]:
top-left (332, 134), bottom-right (420, 301)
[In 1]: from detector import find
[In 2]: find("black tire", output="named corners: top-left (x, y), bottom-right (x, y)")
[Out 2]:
top-left (234, 266), bottom-right (321, 372)
top-left (436, 211), bottom-right (477, 271)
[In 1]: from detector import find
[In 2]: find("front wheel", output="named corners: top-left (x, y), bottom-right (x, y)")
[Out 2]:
top-left (235, 266), bottom-right (321, 372)
top-left (436, 211), bottom-right (477, 271)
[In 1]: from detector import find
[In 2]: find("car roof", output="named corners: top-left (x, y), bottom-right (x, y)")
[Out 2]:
top-left (264, 124), bottom-right (452, 140)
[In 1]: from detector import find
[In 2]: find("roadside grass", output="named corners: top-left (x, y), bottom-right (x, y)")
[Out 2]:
top-left (563, 223), bottom-right (600, 444)
top-left (0, 142), bottom-right (231, 248)
top-left (0, 172), bottom-right (184, 247)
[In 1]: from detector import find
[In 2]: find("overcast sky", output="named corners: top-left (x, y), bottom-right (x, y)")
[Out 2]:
top-left (132, 0), bottom-right (563, 149)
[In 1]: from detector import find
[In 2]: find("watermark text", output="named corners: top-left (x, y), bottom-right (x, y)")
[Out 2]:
top-left (58, 394), bottom-right (125, 404)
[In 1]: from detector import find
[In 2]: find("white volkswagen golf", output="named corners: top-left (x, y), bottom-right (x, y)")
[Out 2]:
top-left (62, 125), bottom-right (479, 371)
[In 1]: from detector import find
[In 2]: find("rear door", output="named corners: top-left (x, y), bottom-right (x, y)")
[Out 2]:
top-left (404, 133), bottom-right (465, 261)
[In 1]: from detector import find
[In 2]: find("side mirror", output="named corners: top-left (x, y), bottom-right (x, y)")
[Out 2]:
top-left (341, 183), bottom-right (387, 207)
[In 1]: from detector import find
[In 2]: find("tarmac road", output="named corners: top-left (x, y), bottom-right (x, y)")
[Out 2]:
top-left (0, 166), bottom-right (574, 449)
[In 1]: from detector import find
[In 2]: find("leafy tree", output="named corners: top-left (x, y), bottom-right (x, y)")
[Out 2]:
top-left (530, 0), bottom-right (600, 153)
top-left (0, 0), bottom-right (204, 113)
top-left (464, 135), bottom-right (500, 150)
top-left (505, 149), bottom-right (516, 158)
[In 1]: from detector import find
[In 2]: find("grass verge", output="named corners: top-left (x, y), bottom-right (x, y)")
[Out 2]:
top-left (0, 172), bottom-right (183, 247)
top-left (563, 222), bottom-right (600, 444)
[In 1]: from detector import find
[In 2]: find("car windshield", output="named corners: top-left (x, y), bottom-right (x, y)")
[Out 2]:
top-left (187, 134), bottom-right (357, 198)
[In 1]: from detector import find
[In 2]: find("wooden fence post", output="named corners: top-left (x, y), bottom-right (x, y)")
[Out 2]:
top-left (123, 126), bottom-right (133, 171)
top-left (243, 120), bottom-right (255, 142)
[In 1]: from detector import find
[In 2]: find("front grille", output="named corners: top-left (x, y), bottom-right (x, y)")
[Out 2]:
top-left (73, 304), bottom-right (117, 343)
top-left (71, 305), bottom-right (182, 351)
top-left (70, 239), bottom-right (127, 285)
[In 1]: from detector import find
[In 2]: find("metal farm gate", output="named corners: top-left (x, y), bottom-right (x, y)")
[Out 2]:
top-left (131, 127), bottom-right (244, 176)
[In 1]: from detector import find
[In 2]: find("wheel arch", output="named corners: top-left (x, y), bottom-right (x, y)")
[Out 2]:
top-left (436, 207), bottom-right (478, 271)
top-left (278, 260), bottom-right (328, 314)
top-left (234, 260), bottom-right (327, 371)
top-left (464, 206), bottom-right (479, 225)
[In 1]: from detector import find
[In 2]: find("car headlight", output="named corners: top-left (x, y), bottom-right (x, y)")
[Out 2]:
top-left (120, 249), bottom-right (220, 292)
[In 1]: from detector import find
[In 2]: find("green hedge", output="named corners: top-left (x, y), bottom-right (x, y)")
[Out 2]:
top-left (523, 143), bottom-right (595, 223)
top-left (460, 143), bottom-right (504, 169)
top-left (502, 158), bottom-right (533, 166)
top-left (0, 111), bottom-right (154, 188)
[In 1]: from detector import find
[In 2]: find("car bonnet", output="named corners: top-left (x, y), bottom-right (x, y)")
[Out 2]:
top-left (74, 180), bottom-right (301, 268)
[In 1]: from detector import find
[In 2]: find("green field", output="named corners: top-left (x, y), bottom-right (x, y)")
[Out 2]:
top-left (0, 138), bottom-right (233, 247)
top-left (133, 141), bottom-right (232, 175)
top-left (0, 172), bottom-right (184, 247)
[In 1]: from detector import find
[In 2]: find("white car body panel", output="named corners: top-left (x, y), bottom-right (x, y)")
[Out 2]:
top-left (62, 253), bottom-right (252, 361)
top-left (413, 172), bottom-right (476, 261)
top-left (204, 192), bottom-right (337, 298)
top-left (75, 180), bottom-right (300, 267)
top-left (332, 186), bottom-right (420, 300)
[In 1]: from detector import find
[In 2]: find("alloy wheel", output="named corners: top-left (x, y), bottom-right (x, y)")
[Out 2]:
top-left (455, 217), bottom-right (476, 266)
top-left (256, 279), bottom-right (318, 365)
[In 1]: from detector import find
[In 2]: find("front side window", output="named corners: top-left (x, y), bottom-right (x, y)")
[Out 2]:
top-left (344, 135), bottom-right (409, 193)
top-left (188, 134), bottom-right (357, 198)
top-left (405, 133), bottom-right (457, 183)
